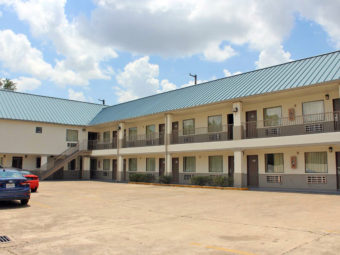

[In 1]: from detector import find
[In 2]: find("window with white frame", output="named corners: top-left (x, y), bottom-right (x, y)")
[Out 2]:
top-left (265, 153), bottom-right (284, 173)
top-left (146, 158), bottom-right (155, 171)
top-left (209, 156), bottom-right (223, 172)
top-left (66, 129), bottom-right (78, 142)
top-left (208, 115), bottom-right (222, 132)
top-left (103, 159), bottom-right (110, 171)
top-left (129, 158), bottom-right (137, 171)
top-left (264, 106), bottom-right (282, 126)
top-left (183, 156), bottom-right (196, 172)
top-left (183, 119), bottom-right (195, 135)
top-left (129, 127), bottom-right (137, 141)
top-left (303, 100), bottom-right (324, 123)
top-left (305, 152), bottom-right (328, 173)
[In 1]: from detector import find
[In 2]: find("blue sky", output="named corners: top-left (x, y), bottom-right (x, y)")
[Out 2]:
top-left (0, 0), bottom-right (339, 105)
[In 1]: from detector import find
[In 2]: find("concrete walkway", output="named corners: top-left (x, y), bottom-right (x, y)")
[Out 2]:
top-left (1, 181), bottom-right (340, 254)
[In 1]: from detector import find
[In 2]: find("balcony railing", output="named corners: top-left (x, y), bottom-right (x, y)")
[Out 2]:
top-left (170, 125), bottom-right (233, 144)
top-left (88, 139), bottom-right (117, 150)
top-left (123, 133), bottom-right (164, 148)
top-left (243, 112), bottom-right (340, 139)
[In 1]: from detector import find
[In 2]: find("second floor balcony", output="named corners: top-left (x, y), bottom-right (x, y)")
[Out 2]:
top-left (244, 112), bottom-right (340, 139)
top-left (88, 139), bottom-right (118, 150)
top-left (123, 133), bottom-right (165, 148)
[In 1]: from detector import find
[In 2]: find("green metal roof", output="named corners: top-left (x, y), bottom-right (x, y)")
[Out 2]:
top-left (0, 90), bottom-right (106, 126)
top-left (91, 51), bottom-right (340, 125)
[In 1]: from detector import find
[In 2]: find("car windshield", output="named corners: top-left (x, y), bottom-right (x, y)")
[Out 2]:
top-left (21, 171), bottom-right (31, 175)
top-left (0, 170), bottom-right (24, 178)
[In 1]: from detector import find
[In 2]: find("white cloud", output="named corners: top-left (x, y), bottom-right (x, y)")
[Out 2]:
top-left (255, 45), bottom-right (292, 69)
top-left (115, 56), bottom-right (177, 102)
top-left (1, 0), bottom-right (117, 86)
top-left (68, 89), bottom-right (86, 101)
top-left (223, 69), bottom-right (242, 77)
top-left (203, 43), bottom-right (237, 62)
top-left (13, 77), bottom-right (41, 92)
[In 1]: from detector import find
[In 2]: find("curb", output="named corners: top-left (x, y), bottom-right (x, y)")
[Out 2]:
top-left (128, 182), bottom-right (248, 190)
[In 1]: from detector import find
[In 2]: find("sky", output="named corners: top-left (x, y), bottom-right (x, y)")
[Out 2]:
top-left (0, 0), bottom-right (339, 106)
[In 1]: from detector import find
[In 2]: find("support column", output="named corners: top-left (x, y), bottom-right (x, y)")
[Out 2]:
top-left (165, 114), bottom-right (173, 175)
top-left (117, 122), bottom-right (125, 181)
top-left (233, 150), bottom-right (247, 187)
top-left (82, 156), bottom-right (90, 180)
top-left (233, 102), bottom-right (244, 140)
top-left (40, 156), bottom-right (48, 171)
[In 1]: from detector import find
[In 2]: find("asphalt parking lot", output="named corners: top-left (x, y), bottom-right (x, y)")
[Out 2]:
top-left (1, 181), bottom-right (340, 255)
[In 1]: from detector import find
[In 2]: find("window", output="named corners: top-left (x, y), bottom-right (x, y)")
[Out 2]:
top-left (129, 127), bottom-right (137, 141)
top-left (305, 152), bottom-right (328, 173)
top-left (264, 106), bottom-right (282, 126)
top-left (146, 158), bottom-right (155, 171)
top-left (103, 131), bottom-right (110, 142)
top-left (265, 153), bottom-right (284, 173)
top-left (183, 119), bottom-right (195, 135)
top-left (208, 115), bottom-right (222, 132)
top-left (209, 156), bottom-right (223, 172)
top-left (303, 100), bottom-right (324, 123)
top-left (103, 159), bottom-right (110, 171)
top-left (66, 129), bottom-right (78, 142)
top-left (146, 125), bottom-right (155, 139)
top-left (35, 127), bottom-right (42, 133)
top-left (129, 158), bottom-right (137, 171)
top-left (183, 156), bottom-right (196, 172)
top-left (36, 157), bottom-right (41, 168)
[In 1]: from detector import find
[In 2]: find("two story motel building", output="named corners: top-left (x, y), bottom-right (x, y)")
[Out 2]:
top-left (0, 51), bottom-right (339, 191)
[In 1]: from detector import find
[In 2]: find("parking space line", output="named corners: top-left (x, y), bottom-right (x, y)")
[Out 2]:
top-left (190, 242), bottom-right (257, 255)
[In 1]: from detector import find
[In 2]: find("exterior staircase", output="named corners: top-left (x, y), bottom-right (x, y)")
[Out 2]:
top-left (39, 143), bottom-right (90, 180)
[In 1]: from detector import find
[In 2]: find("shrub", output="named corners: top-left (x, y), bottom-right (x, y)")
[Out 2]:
top-left (210, 175), bottom-right (229, 187)
top-left (159, 175), bottom-right (172, 184)
top-left (129, 173), bottom-right (155, 183)
top-left (190, 176), bottom-right (211, 186)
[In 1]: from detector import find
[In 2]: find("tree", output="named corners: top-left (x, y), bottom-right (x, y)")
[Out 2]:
top-left (0, 78), bottom-right (16, 91)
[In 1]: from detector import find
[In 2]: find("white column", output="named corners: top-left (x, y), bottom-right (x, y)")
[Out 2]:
top-left (165, 114), bottom-right (173, 175)
top-left (233, 102), bottom-right (244, 140)
top-left (234, 150), bottom-right (247, 187)
top-left (117, 122), bottom-right (125, 181)
top-left (41, 156), bottom-right (48, 171)
top-left (82, 156), bottom-right (90, 180)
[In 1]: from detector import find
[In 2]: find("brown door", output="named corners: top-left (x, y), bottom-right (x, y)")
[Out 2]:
top-left (247, 155), bottom-right (258, 186)
top-left (12, 157), bottom-right (23, 169)
top-left (228, 156), bottom-right (234, 178)
top-left (172, 157), bottom-right (179, 183)
top-left (336, 152), bottom-right (340, 190)
top-left (227, 114), bottom-right (234, 140)
top-left (159, 158), bottom-right (165, 177)
top-left (88, 132), bottom-right (98, 150)
top-left (246, 111), bottom-right (257, 138)
top-left (112, 131), bottom-right (118, 148)
top-left (123, 159), bottom-right (127, 181)
top-left (172, 122), bottom-right (179, 144)
top-left (90, 158), bottom-right (97, 179)
top-left (159, 124), bottom-right (165, 145)
top-left (333, 99), bottom-right (340, 131)
top-left (112, 159), bottom-right (117, 181)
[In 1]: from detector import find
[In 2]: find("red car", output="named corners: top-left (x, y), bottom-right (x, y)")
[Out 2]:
top-left (20, 171), bottom-right (39, 192)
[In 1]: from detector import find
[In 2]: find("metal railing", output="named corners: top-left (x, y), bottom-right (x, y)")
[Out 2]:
top-left (88, 139), bottom-right (117, 150)
top-left (123, 133), bottom-right (164, 148)
top-left (243, 112), bottom-right (340, 139)
top-left (170, 125), bottom-right (233, 144)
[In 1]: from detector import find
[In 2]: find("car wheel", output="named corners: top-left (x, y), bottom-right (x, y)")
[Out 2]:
top-left (21, 199), bottom-right (29, 205)
top-left (32, 188), bottom-right (37, 192)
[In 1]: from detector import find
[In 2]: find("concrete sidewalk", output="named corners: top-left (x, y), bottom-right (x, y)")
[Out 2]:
top-left (1, 181), bottom-right (340, 255)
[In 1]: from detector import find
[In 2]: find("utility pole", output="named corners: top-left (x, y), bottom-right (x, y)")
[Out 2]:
top-left (189, 73), bottom-right (197, 85)
top-left (98, 99), bottom-right (105, 105)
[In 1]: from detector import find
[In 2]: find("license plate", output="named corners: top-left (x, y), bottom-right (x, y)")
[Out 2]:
top-left (6, 183), bottom-right (15, 188)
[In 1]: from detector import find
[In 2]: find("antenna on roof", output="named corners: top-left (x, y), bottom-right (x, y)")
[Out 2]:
top-left (189, 73), bottom-right (197, 85)
top-left (98, 99), bottom-right (105, 105)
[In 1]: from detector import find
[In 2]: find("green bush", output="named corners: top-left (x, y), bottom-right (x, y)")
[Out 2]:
top-left (210, 175), bottom-right (229, 187)
top-left (129, 173), bottom-right (155, 183)
top-left (159, 175), bottom-right (172, 184)
top-left (190, 176), bottom-right (211, 186)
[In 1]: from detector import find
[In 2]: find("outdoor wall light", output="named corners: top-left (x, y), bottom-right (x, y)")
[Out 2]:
top-left (328, 146), bottom-right (333, 153)
top-left (325, 94), bottom-right (330, 100)
top-left (232, 107), bottom-right (238, 113)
